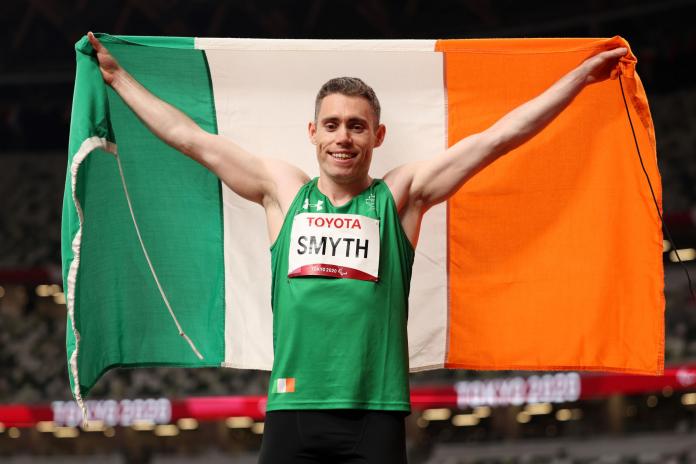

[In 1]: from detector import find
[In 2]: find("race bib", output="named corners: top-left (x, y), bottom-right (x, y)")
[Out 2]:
top-left (288, 213), bottom-right (380, 282)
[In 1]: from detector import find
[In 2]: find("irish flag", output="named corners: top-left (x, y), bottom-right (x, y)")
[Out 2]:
top-left (63, 34), bottom-right (663, 408)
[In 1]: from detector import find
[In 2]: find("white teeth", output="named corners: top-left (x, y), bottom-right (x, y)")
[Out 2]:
top-left (330, 152), bottom-right (355, 159)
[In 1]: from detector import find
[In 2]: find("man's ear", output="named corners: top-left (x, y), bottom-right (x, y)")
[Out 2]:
top-left (374, 124), bottom-right (386, 148)
top-left (308, 121), bottom-right (317, 145)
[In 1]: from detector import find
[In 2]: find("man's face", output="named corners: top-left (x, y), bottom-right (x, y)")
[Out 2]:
top-left (309, 93), bottom-right (385, 185)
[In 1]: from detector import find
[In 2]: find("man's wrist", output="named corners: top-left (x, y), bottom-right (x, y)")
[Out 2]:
top-left (110, 70), bottom-right (130, 92)
top-left (567, 63), bottom-right (590, 90)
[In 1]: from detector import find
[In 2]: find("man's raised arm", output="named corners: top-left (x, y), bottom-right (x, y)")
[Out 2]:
top-left (385, 46), bottom-right (628, 214)
top-left (87, 32), bottom-right (307, 208)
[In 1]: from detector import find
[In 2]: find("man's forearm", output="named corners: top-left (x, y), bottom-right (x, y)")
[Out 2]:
top-left (481, 64), bottom-right (587, 158)
top-left (110, 70), bottom-right (204, 160)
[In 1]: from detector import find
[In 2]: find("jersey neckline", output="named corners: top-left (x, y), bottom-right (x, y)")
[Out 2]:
top-left (312, 177), bottom-right (379, 211)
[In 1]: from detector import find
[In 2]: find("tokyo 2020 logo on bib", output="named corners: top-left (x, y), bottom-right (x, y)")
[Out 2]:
top-left (288, 213), bottom-right (380, 282)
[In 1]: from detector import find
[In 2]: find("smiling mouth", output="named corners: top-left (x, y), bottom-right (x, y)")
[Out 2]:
top-left (329, 151), bottom-right (357, 160)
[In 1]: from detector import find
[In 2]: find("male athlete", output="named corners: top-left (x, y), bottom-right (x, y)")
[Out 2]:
top-left (87, 32), bottom-right (626, 463)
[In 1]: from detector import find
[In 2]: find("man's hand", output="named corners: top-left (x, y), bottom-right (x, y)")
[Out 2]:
top-left (578, 47), bottom-right (628, 85)
top-left (87, 31), bottom-right (122, 86)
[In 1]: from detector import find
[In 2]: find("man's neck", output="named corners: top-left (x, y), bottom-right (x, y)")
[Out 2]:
top-left (317, 175), bottom-right (372, 207)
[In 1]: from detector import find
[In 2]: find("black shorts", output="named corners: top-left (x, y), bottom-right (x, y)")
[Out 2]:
top-left (258, 409), bottom-right (408, 464)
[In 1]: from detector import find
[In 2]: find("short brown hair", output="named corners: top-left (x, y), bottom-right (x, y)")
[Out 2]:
top-left (314, 77), bottom-right (381, 124)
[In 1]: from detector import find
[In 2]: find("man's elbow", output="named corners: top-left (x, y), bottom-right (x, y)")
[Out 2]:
top-left (174, 127), bottom-right (216, 167)
top-left (469, 129), bottom-right (507, 162)
top-left (480, 122), bottom-right (532, 159)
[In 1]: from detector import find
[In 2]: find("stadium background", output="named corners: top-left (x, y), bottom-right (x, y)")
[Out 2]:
top-left (1, 0), bottom-right (695, 462)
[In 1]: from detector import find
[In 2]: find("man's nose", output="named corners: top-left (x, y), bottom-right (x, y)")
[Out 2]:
top-left (336, 125), bottom-right (352, 144)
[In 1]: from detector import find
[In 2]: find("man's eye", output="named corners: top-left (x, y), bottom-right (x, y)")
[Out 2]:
top-left (351, 124), bottom-right (365, 132)
top-left (325, 123), bottom-right (337, 130)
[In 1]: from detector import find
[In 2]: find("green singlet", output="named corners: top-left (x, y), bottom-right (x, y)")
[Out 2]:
top-left (267, 177), bottom-right (415, 413)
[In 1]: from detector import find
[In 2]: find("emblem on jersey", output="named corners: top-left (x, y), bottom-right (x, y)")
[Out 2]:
top-left (276, 378), bottom-right (295, 393)
top-left (365, 192), bottom-right (376, 211)
top-left (302, 198), bottom-right (324, 211)
top-left (288, 212), bottom-right (380, 282)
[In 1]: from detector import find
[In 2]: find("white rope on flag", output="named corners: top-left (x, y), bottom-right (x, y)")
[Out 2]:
top-left (113, 152), bottom-right (204, 361)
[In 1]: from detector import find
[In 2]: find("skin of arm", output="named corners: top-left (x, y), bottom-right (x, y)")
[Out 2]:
top-left (384, 46), bottom-right (628, 245)
top-left (86, 32), bottom-right (308, 241)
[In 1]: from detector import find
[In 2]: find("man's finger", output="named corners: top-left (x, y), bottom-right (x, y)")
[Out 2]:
top-left (603, 47), bottom-right (628, 59)
top-left (87, 31), bottom-right (103, 53)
